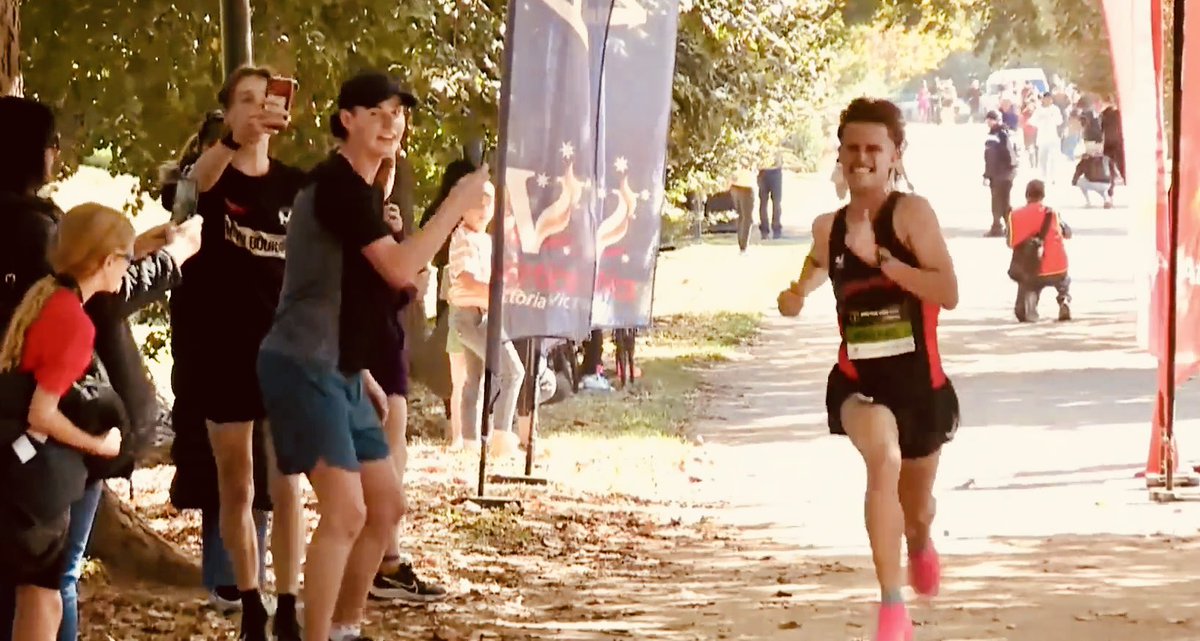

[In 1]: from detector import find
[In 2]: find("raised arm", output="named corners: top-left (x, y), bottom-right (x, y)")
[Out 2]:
top-left (362, 165), bottom-right (492, 291)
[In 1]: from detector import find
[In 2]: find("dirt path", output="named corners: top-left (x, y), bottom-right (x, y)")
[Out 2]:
top-left (644, 123), bottom-right (1200, 640)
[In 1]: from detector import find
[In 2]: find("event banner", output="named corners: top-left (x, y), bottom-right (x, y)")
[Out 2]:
top-left (588, 0), bottom-right (680, 329)
top-left (1102, 0), bottom-right (1167, 363)
top-left (499, 0), bottom-right (602, 341)
top-left (499, 0), bottom-right (680, 339)
top-left (1102, 0), bottom-right (1200, 474)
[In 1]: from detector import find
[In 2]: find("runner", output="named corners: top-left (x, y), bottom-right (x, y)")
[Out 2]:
top-left (185, 66), bottom-right (308, 641)
top-left (777, 97), bottom-right (960, 641)
top-left (257, 70), bottom-right (490, 641)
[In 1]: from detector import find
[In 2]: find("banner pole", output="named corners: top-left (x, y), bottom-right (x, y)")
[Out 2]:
top-left (1154, 0), bottom-right (1187, 500)
top-left (467, 0), bottom-right (522, 510)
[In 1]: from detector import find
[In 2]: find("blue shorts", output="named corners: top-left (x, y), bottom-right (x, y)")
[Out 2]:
top-left (257, 349), bottom-right (390, 476)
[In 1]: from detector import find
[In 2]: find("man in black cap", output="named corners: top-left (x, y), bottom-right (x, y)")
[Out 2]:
top-left (257, 70), bottom-right (491, 641)
top-left (983, 109), bottom-right (1019, 237)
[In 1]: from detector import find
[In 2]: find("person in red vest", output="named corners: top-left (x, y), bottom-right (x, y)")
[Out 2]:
top-left (1008, 179), bottom-right (1073, 322)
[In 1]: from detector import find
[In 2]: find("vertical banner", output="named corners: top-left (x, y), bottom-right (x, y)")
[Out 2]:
top-left (1171, 0), bottom-right (1200, 381)
top-left (500, 0), bottom-right (600, 341)
top-left (589, 0), bottom-right (680, 329)
top-left (1103, 0), bottom-right (1167, 361)
top-left (499, 0), bottom-right (681, 338)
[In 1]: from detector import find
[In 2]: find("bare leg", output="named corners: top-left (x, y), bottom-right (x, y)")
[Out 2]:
top-left (302, 462), bottom-right (367, 641)
top-left (447, 354), bottom-right (467, 444)
top-left (13, 585), bottom-right (61, 641)
top-left (840, 398), bottom-right (904, 597)
top-left (330, 458), bottom-right (405, 628)
top-left (264, 422), bottom-right (304, 596)
top-left (899, 451), bottom-right (940, 556)
top-left (207, 421), bottom-right (259, 591)
top-left (382, 395), bottom-right (409, 560)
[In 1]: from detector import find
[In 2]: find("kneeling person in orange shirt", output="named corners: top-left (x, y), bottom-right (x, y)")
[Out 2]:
top-left (1008, 179), bottom-right (1072, 322)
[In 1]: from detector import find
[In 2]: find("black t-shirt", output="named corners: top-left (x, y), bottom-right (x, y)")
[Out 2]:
top-left (311, 154), bottom-right (394, 373)
top-left (189, 159), bottom-right (306, 355)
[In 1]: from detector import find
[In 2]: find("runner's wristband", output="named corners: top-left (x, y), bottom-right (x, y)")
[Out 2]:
top-left (220, 133), bottom-right (241, 152)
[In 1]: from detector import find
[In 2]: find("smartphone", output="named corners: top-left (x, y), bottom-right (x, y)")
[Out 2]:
top-left (265, 76), bottom-right (297, 112)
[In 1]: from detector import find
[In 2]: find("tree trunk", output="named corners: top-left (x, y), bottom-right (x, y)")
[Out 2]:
top-left (0, 0), bottom-right (21, 96)
top-left (89, 485), bottom-right (201, 587)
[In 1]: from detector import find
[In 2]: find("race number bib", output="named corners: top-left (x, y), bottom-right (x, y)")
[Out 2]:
top-left (845, 304), bottom-right (916, 360)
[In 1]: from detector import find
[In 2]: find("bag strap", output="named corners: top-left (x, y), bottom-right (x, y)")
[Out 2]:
top-left (1035, 207), bottom-right (1055, 241)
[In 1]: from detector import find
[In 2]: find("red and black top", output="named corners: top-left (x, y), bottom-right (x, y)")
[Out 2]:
top-left (828, 192), bottom-right (947, 399)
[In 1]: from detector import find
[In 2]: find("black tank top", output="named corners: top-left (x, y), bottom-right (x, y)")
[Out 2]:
top-left (827, 192), bottom-right (948, 396)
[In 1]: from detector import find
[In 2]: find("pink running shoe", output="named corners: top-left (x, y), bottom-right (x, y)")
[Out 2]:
top-left (908, 544), bottom-right (941, 597)
top-left (875, 603), bottom-right (914, 641)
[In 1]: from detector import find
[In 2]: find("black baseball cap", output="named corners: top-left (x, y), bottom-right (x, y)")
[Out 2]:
top-left (331, 71), bottom-right (417, 139)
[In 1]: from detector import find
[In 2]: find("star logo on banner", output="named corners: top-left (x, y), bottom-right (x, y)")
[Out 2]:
top-left (596, 187), bottom-right (608, 199)
top-left (614, 156), bottom-right (629, 173)
top-left (639, 189), bottom-right (651, 202)
top-left (561, 142), bottom-right (575, 160)
top-left (536, 174), bottom-right (550, 188)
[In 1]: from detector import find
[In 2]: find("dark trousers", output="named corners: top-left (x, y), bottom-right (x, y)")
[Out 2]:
top-left (989, 179), bottom-right (1013, 232)
top-left (1015, 274), bottom-right (1071, 322)
top-left (1104, 142), bottom-right (1126, 187)
top-left (730, 186), bottom-right (755, 251)
top-left (757, 168), bottom-right (784, 238)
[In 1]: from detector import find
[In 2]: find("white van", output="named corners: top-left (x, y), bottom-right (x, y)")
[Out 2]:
top-left (982, 68), bottom-right (1050, 112)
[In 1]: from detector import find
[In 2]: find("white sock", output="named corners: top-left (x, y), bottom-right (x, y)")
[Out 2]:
top-left (330, 624), bottom-right (361, 641)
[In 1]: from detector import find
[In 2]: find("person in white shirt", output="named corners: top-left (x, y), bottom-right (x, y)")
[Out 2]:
top-left (445, 195), bottom-right (525, 457)
top-left (1030, 93), bottom-right (1064, 182)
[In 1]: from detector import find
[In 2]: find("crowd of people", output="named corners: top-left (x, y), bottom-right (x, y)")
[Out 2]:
top-left (0, 64), bottom-right (531, 641)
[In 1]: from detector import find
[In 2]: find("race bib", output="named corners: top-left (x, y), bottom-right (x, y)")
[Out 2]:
top-left (845, 304), bottom-right (916, 360)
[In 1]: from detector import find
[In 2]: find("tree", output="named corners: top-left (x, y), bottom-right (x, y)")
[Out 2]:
top-left (973, 0), bottom-right (1114, 93)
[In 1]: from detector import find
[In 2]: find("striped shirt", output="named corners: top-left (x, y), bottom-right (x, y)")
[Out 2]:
top-left (446, 225), bottom-right (491, 306)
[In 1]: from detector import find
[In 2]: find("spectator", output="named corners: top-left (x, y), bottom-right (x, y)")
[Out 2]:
top-left (983, 110), bottom-right (1019, 237)
top-left (181, 65), bottom-right (308, 641)
top-left (1100, 95), bottom-right (1126, 181)
top-left (255, 70), bottom-right (489, 641)
top-left (160, 112), bottom-right (272, 616)
top-left (445, 174), bottom-right (524, 457)
top-left (729, 168), bottom-right (756, 253)
top-left (1030, 93), bottom-right (1064, 182)
top-left (1007, 180), bottom-right (1072, 322)
top-left (0, 204), bottom-right (134, 641)
top-left (757, 150), bottom-right (785, 240)
top-left (1072, 141), bottom-right (1122, 208)
top-left (0, 96), bottom-right (198, 641)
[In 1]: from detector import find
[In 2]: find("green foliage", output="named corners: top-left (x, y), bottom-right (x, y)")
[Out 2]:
top-left (22, 0), bottom-right (504, 208)
top-left (974, 0), bottom-right (1113, 93)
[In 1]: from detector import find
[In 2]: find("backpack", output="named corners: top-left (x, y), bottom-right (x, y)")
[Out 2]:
top-left (1008, 208), bottom-right (1056, 283)
top-left (1002, 130), bottom-right (1020, 170)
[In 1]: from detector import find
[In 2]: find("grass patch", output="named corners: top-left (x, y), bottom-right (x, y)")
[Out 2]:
top-left (540, 311), bottom-right (761, 440)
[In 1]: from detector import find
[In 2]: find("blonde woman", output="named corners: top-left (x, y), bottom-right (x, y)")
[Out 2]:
top-left (0, 203), bottom-right (135, 641)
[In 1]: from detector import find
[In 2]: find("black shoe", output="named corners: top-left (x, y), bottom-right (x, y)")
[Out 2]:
top-left (238, 590), bottom-right (269, 641)
top-left (368, 563), bottom-right (449, 603)
top-left (1058, 302), bottom-right (1072, 321)
top-left (238, 609), bottom-right (269, 641)
top-left (272, 594), bottom-right (301, 641)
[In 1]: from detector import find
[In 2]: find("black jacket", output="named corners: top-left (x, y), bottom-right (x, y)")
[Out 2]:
top-left (1073, 153), bottom-right (1123, 185)
top-left (984, 125), bottom-right (1018, 182)
top-left (1, 193), bottom-right (181, 481)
